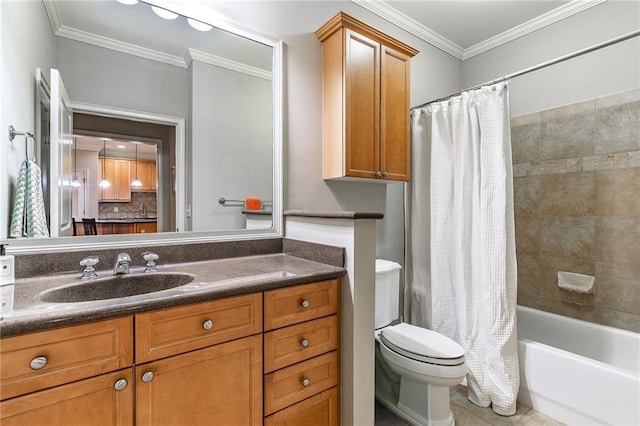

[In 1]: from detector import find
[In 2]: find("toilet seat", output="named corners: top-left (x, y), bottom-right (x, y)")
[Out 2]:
top-left (380, 323), bottom-right (465, 366)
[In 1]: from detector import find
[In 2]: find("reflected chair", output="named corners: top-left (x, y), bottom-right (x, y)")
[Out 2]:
top-left (82, 218), bottom-right (98, 235)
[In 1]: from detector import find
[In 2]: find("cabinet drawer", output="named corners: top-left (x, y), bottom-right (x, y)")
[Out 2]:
top-left (264, 315), bottom-right (338, 373)
top-left (264, 279), bottom-right (339, 330)
top-left (0, 369), bottom-right (134, 426)
top-left (264, 351), bottom-right (338, 415)
top-left (0, 317), bottom-right (133, 400)
top-left (264, 387), bottom-right (339, 426)
top-left (135, 293), bottom-right (262, 363)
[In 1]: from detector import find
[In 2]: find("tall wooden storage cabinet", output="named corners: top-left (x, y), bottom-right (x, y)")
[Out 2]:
top-left (316, 12), bottom-right (418, 182)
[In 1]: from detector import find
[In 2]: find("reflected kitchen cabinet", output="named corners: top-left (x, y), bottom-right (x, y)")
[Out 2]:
top-left (99, 158), bottom-right (132, 202)
top-left (132, 161), bottom-right (157, 192)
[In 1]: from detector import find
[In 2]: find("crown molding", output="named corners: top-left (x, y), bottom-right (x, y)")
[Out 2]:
top-left (185, 49), bottom-right (272, 80)
top-left (352, 0), bottom-right (464, 59)
top-left (462, 0), bottom-right (606, 60)
top-left (54, 26), bottom-right (187, 68)
top-left (42, 0), bottom-right (62, 33)
top-left (352, 0), bottom-right (606, 61)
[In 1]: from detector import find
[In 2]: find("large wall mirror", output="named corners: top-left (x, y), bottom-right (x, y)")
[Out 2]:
top-left (1, 0), bottom-right (283, 253)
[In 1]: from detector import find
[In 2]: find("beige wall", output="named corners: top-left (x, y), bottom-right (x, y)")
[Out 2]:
top-left (512, 89), bottom-right (639, 332)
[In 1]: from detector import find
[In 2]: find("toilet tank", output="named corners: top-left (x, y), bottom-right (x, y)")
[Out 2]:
top-left (375, 259), bottom-right (402, 329)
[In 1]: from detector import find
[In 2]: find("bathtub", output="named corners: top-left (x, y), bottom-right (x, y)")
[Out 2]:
top-left (517, 306), bottom-right (640, 426)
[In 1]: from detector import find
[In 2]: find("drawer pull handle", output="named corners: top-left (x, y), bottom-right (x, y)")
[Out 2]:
top-left (30, 356), bottom-right (48, 370)
top-left (141, 371), bottom-right (155, 383)
top-left (203, 319), bottom-right (214, 330)
top-left (301, 299), bottom-right (310, 308)
top-left (301, 377), bottom-right (311, 387)
top-left (300, 338), bottom-right (310, 348)
top-left (114, 378), bottom-right (128, 391)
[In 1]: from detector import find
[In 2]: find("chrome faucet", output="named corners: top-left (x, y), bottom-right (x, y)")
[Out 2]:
top-left (113, 253), bottom-right (131, 275)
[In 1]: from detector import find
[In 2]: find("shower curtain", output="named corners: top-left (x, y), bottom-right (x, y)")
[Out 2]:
top-left (406, 82), bottom-right (519, 415)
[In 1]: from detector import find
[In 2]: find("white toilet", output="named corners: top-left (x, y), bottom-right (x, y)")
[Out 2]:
top-left (374, 259), bottom-right (467, 426)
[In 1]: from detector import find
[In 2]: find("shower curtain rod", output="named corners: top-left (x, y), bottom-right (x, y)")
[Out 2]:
top-left (411, 29), bottom-right (640, 110)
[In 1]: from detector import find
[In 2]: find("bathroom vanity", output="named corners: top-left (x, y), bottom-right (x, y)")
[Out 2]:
top-left (0, 252), bottom-right (344, 425)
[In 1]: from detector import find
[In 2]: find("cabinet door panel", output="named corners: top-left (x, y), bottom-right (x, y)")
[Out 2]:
top-left (345, 29), bottom-right (380, 179)
top-left (264, 279), bottom-right (339, 330)
top-left (264, 387), bottom-right (339, 426)
top-left (0, 369), bottom-right (133, 426)
top-left (136, 293), bottom-right (262, 363)
top-left (381, 46), bottom-right (411, 181)
top-left (1, 317), bottom-right (133, 400)
top-left (264, 315), bottom-right (338, 373)
top-left (136, 335), bottom-right (262, 426)
top-left (264, 351), bottom-right (338, 415)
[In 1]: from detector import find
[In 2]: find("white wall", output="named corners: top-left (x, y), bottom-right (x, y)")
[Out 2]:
top-left (212, 1), bottom-right (463, 267)
top-left (55, 37), bottom-right (189, 119)
top-left (75, 149), bottom-right (99, 219)
top-left (462, 1), bottom-right (640, 117)
top-left (1, 1), bottom-right (55, 239)
top-left (190, 60), bottom-right (273, 231)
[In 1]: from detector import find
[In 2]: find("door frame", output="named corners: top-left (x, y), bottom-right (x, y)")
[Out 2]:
top-left (70, 102), bottom-right (186, 234)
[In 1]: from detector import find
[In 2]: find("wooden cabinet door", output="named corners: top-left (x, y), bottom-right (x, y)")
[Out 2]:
top-left (0, 369), bottom-right (134, 426)
top-left (100, 159), bottom-right (131, 201)
top-left (132, 161), bottom-right (156, 192)
top-left (115, 160), bottom-right (131, 201)
top-left (136, 335), bottom-right (262, 426)
top-left (264, 387), bottom-right (339, 426)
top-left (99, 158), bottom-right (117, 201)
top-left (344, 29), bottom-right (380, 179)
top-left (380, 45), bottom-right (411, 181)
top-left (134, 222), bottom-right (157, 234)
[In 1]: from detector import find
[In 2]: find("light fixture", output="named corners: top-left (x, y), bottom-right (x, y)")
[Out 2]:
top-left (99, 139), bottom-right (111, 188)
top-left (71, 137), bottom-right (82, 188)
top-left (116, 0), bottom-right (138, 4)
top-left (187, 18), bottom-right (212, 32)
top-left (151, 6), bottom-right (178, 20)
top-left (131, 143), bottom-right (143, 188)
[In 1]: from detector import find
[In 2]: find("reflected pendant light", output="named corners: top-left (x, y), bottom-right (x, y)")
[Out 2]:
top-left (99, 139), bottom-right (111, 188)
top-left (71, 137), bottom-right (82, 187)
top-left (131, 143), bottom-right (142, 188)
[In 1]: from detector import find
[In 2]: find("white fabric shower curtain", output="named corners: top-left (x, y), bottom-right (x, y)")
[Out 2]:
top-left (406, 82), bottom-right (519, 415)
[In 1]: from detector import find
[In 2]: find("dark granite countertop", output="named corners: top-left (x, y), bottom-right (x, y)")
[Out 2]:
top-left (96, 218), bottom-right (158, 223)
top-left (1, 254), bottom-right (346, 337)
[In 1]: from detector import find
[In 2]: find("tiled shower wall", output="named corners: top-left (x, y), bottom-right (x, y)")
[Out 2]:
top-left (511, 89), bottom-right (639, 333)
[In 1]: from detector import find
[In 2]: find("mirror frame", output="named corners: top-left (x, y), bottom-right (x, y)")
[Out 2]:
top-left (5, 0), bottom-right (283, 254)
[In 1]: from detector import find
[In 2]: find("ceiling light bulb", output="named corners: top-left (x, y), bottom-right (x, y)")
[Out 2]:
top-left (151, 6), bottom-right (178, 20)
top-left (187, 18), bottom-right (213, 32)
top-left (116, 0), bottom-right (139, 5)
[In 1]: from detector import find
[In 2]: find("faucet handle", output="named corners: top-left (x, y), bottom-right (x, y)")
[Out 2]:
top-left (143, 252), bottom-right (158, 273)
top-left (80, 256), bottom-right (99, 280)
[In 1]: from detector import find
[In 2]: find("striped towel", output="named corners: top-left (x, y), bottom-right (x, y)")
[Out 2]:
top-left (9, 160), bottom-right (49, 238)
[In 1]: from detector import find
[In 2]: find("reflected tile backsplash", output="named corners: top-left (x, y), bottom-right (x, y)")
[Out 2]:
top-left (511, 88), bottom-right (639, 333)
top-left (99, 192), bottom-right (158, 219)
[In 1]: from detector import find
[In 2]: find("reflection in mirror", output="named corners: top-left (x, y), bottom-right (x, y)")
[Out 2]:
top-left (1, 0), bottom-right (282, 252)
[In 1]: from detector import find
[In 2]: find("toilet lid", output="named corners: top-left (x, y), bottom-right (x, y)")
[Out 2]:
top-left (380, 323), bottom-right (465, 366)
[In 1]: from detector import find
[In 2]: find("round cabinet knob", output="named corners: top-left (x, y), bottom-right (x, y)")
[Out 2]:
top-left (30, 356), bottom-right (48, 370)
top-left (141, 371), bottom-right (155, 383)
top-left (301, 377), bottom-right (311, 387)
top-left (114, 378), bottom-right (128, 391)
top-left (382, 171), bottom-right (388, 178)
top-left (300, 338), bottom-right (310, 348)
top-left (202, 320), bottom-right (214, 330)
top-left (300, 299), bottom-right (310, 309)
top-left (375, 170), bottom-right (382, 178)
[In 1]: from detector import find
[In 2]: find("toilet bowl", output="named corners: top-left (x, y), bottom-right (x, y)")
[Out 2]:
top-left (374, 259), bottom-right (466, 426)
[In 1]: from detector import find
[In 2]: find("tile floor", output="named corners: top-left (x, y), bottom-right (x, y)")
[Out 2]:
top-left (375, 385), bottom-right (566, 426)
